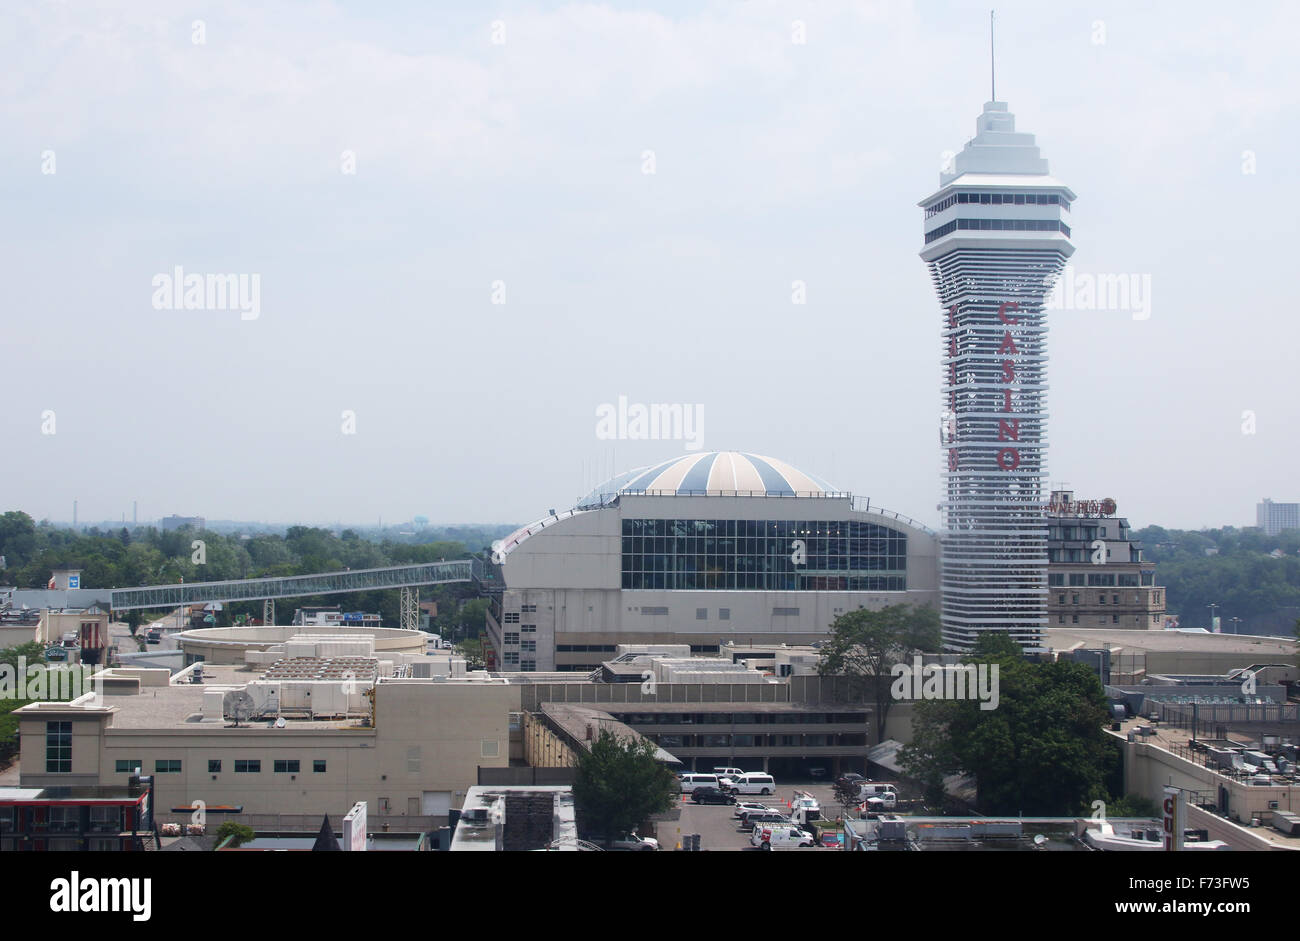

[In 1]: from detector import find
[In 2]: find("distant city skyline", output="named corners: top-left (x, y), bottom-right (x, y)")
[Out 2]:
top-left (5, 1), bottom-right (1296, 532)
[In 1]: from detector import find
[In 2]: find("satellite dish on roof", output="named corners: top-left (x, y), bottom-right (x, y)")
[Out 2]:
top-left (223, 689), bottom-right (255, 727)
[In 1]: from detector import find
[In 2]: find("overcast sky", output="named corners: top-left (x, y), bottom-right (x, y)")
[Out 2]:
top-left (3, 0), bottom-right (1296, 531)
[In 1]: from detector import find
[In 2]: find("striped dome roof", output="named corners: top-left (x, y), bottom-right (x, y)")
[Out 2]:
top-left (578, 451), bottom-right (837, 506)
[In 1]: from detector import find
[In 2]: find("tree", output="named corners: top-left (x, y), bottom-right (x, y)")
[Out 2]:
top-left (214, 821), bottom-right (255, 848)
top-left (900, 632), bottom-right (1114, 816)
top-left (832, 779), bottom-right (861, 819)
top-left (817, 603), bottom-right (942, 741)
top-left (455, 637), bottom-right (485, 669)
top-left (573, 728), bottom-right (678, 846)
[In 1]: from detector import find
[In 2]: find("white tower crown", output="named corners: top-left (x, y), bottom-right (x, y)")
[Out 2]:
top-left (941, 101), bottom-right (1051, 183)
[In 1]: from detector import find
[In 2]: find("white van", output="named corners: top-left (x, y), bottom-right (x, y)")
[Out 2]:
top-left (679, 773), bottom-right (720, 793)
top-left (723, 773), bottom-right (776, 796)
top-left (751, 824), bottom-right (815, 850)
top-left (856, 782), bottom-right (898, 801)
top-left (712, 766), bottom-right (745, 781)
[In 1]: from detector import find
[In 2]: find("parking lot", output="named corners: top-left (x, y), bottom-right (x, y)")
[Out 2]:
top-left (656, 781), bottom-right (850, 851)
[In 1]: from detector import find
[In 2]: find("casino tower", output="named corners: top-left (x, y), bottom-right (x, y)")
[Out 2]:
top-left (918, 101), bottom-right (1076, 653)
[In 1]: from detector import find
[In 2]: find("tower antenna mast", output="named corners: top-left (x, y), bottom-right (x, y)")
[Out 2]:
top-left (990, 10), bottom-right (996, 101)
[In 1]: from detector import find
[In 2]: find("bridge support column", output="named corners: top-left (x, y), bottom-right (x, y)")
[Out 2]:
top-left (263, 599), bottom-right (275, 627)
top-left (400, 587), bottom-right (418, 632)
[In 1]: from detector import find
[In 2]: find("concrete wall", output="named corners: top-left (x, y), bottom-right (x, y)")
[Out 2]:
top-left (0, 624), bottom-right (38, 649)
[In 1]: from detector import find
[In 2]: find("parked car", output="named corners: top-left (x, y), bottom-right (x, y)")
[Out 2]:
top-left (836, 772), bottom-right (865, 789)
top-left (605, 832), bottom-right (659, 851)
top-left (145, 630), bottom-right (162, 644)
top-left (733, 801), bottom-right (770, 819)
top-left (679, 773), bottom-right (721, 793)
top-left (721, 773), bottom-right (776, 796)
top-left (691, 787), bottom-right (735, 805)
top-left (751, 824), bottom-right (815, 850)
top-left (739, 811), bottom-right (790, 832)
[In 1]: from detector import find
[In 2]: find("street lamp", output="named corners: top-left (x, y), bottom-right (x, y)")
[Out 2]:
top-left (1229, 616), bottom-right (1243, 635)
top-left (1207, 603), bottom-right (1219, 633)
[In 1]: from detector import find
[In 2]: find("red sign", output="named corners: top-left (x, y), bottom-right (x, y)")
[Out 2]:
top-left (946, 302), bottom-right (1022, 472)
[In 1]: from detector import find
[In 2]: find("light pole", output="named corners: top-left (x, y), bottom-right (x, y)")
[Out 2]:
top-left (1229, 616), bottom-right (1242, 635)
top-left (1207, 603), bottom-right (1219, 632)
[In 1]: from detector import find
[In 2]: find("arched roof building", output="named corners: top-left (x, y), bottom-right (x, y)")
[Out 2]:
top-left (485, 452), bottom-right (938, 673)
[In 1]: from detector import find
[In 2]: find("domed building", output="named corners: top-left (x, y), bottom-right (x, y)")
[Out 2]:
top-left (486, 451), bottom-right (939, 672)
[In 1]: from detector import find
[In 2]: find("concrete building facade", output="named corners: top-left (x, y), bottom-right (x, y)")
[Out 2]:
top-left (486, 451), bottom-right (938, 673)
top-left (1046, 491), bottom-right (1165, 630)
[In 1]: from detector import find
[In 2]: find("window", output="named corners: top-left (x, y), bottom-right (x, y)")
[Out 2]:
top-left (521, 604), bottom-right (537, 613)
top-left (273, 760), bottom-right (300, 773)
top-left (45, 722), bottom-right (72, 774)
top-left (521, 624), bottom-right (536, 633)
top-left (1112, 615), bottom-right (1120, 624)
top-left (1048, 573), bottom-right (1065, 586)
top-left (503, 612), bottom-right (520, 623)
top-left (772, 607), bottom-right (800, 616)
top-left (235, 760), bottom-right (261, 773)
top-left (521, 640), bottom-right (536, 652)
top-left (503, 632), bottom-right (519, 645)
top-left (503, 651), bottom-right (520, 665)
top-left (1057, 594), bottom-right (1065, 604)
top-left (313, 760), bottom-right (327, 773)
top-left (696, 608), bottom-right (708, 620)
top-left (621, 517), bottom-right (906, 592)
top-left (208, 759), bottom-right (221, 773)
top-left (1072, 594), bottom-right (1079, 605)
top-left (481, 740), bottom-right (500, 758)
top-left (641, 606), bottom-right (669, 615)
top-left (115, 759), bottom-right (142, 774)
top-left (719, 608), bottom-right (730, 621)
top-left (1099, 595), bottom-right (1105, 604)
top-left (1072, 615), bottom-right (1079, 624)
top-left (155, 760), bottom-right (181, 773)
top-left (521, 660), bottom-right (535, 672)
top-left (1068, 574), bottom-right (1086, 586)
top-left (1058, 615), bottom-right (1065, 624)
top-left (1112, 594), bottom-right (1119, 605)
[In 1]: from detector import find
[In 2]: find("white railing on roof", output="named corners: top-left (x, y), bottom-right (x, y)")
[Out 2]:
top-left (500, 492), bottom-right (937, 558)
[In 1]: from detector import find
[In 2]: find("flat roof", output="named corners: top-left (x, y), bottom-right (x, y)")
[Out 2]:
top-left (0, 785), bottom-right (147, 803)
top-left (602, 702), bottom-right (867, 714)
top-left (1046, 628), bottom-right (1297, 656)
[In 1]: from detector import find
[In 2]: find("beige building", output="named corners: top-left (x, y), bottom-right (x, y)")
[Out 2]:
top-left (17, 660), bottom-right (516, 827)
top-left (1046, 492), bottom-right (1165, 631)
top-left (488, 452), bottom-right (940, 674)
